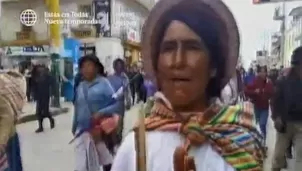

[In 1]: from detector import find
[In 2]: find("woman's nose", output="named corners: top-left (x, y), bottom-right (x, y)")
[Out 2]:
top-left (173, 47), bottom-right (185, 69)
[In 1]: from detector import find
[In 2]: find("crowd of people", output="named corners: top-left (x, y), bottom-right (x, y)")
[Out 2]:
top-left (1, 0), bottom-right (302, 171)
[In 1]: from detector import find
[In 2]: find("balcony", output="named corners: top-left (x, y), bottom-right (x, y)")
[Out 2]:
top-left (0, 31), bottom-right (49, 46)
top-left (71, 30), bottom-right (94, 39)
top-left (16, 31), bottom-right (36, 40)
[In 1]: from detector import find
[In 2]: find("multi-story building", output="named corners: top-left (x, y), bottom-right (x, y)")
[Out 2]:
top-left (282, 6), bottom-right (302, 66)
top-left (272, 5), bottom-right (302, 67)
top-left (0, 0), bottom-right (155, 70)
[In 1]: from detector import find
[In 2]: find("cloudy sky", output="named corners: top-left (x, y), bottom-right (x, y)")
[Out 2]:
top-left (222, 0), bottom-right (302, 67)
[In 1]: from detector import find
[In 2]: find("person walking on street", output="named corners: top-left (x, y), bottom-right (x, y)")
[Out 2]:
top-left (107, 59), bottom-right (132, 145)
top-left (143, 74), bottom-right (156, 100)
top-left (244, 68), bottom-right (256, 86)
top-left (244, 65), bottom-right (273, 149)
top-left (126, 65), bottom-right (138, 105)
top-left (135, 68), bottom-right (146, 103)
top-left (271, 46), bottom-right (302, 171)
top-left (24, 65), bottom-right (32, 102)
top-left (34, 65), bottom-right (55, 133)
top-left (274, 67), bottom-right (294, 160)
top-left (72, 55), bottom-right (121, 171)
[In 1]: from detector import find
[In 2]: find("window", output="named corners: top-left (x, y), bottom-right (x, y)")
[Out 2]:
top-left (78, 5), bottom-right (92, 18)
top-left (21, 25), bottom-right (32, 32)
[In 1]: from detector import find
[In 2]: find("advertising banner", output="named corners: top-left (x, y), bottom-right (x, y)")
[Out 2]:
top-left (93, 0), bottom-right (111, 37)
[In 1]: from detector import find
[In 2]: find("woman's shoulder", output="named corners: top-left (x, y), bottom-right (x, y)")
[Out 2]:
top-left (214, 102), bottom-right (254, 122)
top-left (210, 103), bottom-right (264, 170)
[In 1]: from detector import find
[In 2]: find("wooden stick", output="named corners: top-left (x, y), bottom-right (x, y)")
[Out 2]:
top-left (135, 104), bottom-right (147, 171)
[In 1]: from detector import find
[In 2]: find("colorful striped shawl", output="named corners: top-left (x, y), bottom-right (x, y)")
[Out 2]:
top-left (0, 70), bottom-right (26, 116)
top-left (142, 96), bottom-right (264, 171)
top-left (0, 148), bottom-right (8, 171)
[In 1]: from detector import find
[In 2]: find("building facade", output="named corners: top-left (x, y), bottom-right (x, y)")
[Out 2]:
top-left (0, 0), bottom-right (153, 70)
top-left (283, 6), bottom-right (302, 67)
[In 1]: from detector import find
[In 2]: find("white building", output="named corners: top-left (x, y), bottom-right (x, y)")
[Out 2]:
top-left (0, 0), bottom-right (151, 42)
top-left (0, 0), bottom-right (154, 68)
top-left (283, 6), bottom-right (302, 66)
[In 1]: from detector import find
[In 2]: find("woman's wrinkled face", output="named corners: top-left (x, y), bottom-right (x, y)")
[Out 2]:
top-left (157, 20), bottom-right (211, 109)
top-left (81, 60), bottom-right (97, 81)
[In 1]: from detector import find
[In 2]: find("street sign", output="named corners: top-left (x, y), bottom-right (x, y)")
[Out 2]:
top-left (253, 0), bottom-right (302, 4)
top-left (4, 45), bottom-right (49, 56)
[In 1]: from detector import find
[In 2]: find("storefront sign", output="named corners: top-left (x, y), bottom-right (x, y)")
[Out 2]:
top-left (4, 45), bottom-right (49, 56)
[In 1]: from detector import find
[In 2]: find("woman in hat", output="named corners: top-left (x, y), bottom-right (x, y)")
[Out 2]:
top-left (111, 0), bottom-right (264, 170)
top-left (0, 70), bottom-right (26, 171)
top-left (72, 54), bottom-right (121, 171)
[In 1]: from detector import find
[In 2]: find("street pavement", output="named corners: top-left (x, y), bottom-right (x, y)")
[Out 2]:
top-left (18, 103), bottom-right (293, 171)
top-left (21, 101), bottom-right (69, 116)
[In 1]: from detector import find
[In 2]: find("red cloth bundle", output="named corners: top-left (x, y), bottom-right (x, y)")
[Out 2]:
top-left (89, 115), bottom-right (120, 142)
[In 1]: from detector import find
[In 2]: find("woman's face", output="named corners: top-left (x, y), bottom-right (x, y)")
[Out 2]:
top-left (115, 61), bottom-right (124, 73)
top-left (81, 60), bottom-right (97, 81)
top-left (157, 20), bottom-right (211, 110)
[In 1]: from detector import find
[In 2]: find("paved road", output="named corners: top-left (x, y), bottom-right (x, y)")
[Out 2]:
top-left (18, 103), bottom-right (293, 171)
top-left (18, 103), bottom-right (141, 171)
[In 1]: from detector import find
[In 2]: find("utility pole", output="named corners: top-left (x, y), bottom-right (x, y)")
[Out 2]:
top-left (45, 0), bottom-right (61, 108)
top-left (280, 0), bottom-right (287, 66)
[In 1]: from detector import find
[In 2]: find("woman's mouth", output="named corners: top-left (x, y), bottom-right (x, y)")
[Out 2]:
top-left (171, 78), bottom-right (191, 83)
top-left (172, 78), bottom-right (190, 81)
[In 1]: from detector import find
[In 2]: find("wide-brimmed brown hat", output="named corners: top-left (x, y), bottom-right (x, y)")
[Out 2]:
top-left (141, 0), bottom-right (240, 89)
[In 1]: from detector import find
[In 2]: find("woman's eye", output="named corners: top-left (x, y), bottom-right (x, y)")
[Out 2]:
top-left (162, 46), bottom-right (174, 52)
top-left (185, 44), bottom-right (201, 50)
top-left (160, 42), bottom-right (176, 52)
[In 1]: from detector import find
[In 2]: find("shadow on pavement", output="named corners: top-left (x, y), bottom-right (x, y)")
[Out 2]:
top-left (17, 107), bottom-right (69, 124)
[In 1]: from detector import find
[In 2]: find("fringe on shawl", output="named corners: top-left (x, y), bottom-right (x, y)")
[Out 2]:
top-left (141, 92), bottom-right (264, 171)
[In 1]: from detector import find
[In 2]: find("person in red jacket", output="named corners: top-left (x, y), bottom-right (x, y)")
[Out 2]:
top-left (245, 65), bottom-right (273, 146)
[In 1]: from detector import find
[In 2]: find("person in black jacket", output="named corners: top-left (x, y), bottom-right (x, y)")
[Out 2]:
top-left (135, 69), bottom-right (146, 103)
top-left (34, 65), bottom-right (55, 133)
top-left (126, 65), bottom-right (138, 105)
top-left (271, 46), bottom-right (302, 171)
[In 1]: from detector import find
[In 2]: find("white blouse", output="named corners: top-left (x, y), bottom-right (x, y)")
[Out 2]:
top-left (111, 131), bottom-right (235, 171)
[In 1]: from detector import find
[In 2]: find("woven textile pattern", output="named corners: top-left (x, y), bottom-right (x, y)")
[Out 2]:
top-left (140, 94), bottom-right (264, 171)
top-left (0, 148), bottom-right (8, 171)
top-left (0, 71), bottom-right (26, 117)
